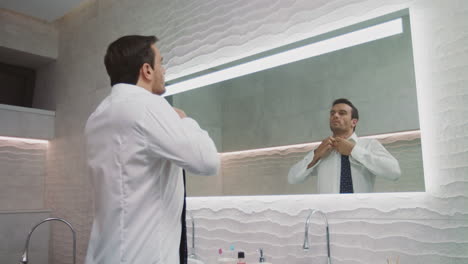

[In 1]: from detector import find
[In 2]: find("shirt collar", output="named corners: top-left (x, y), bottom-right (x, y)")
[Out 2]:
top-left (348, 132), bottom-right (358, 143)
top-left (111, 83), bottom-right (153, 96)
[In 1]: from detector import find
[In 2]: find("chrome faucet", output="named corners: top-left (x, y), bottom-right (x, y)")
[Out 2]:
top-left (19, 217), bottom-right (76, 264)
top-left (258, 248), bottom-right (266, 262)
top-left (187, 212), bottom-right (197, 259)
top-left (303, 209), bottom-right (331, 264)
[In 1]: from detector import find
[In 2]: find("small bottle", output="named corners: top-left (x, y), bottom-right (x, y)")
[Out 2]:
top-left (229, 245), bottom-right (236, 258)
top-left (217, 248), bottom-right (236, 264)
top-left (237, 251), bottom-right (246, 264)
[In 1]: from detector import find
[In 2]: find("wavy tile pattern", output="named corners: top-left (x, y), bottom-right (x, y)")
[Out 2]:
top-left (30, 0), bottom-right (468, 263)
top-left (191, 131), bottom-right (424, 196)
top-left (0, 138), bottom-right (47, 210)
top-left (186, 206), bottom-right (468, 264)
top-left (187, 193), bottom-right (468, 263)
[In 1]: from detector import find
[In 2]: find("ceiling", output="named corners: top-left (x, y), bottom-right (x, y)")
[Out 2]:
top-left (0, 0), bottom-right (88, 22)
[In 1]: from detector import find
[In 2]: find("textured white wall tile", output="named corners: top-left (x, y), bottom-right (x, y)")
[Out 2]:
top-left (186, 204), bottom-right (468, 264)
top-left (0, 138), bottom-right (47, 210)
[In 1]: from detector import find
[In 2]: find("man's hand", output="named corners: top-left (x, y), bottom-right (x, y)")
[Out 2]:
top-left (173, 107), bottom-right (187, 118)
top-left (307, 137), bottom-right (334, 168)
top-left (332, 137), bottom-right (355, 156)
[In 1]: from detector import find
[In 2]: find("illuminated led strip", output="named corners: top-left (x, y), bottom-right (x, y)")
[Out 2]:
top-left (221, 130), bottom-right (420, 157)
top-left (0, 135), bottom-right (49, 144)
top-left (164, 18), bottom-right (403, 97)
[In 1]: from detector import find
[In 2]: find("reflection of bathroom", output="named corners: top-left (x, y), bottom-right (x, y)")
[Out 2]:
top-left (175, 12), bottom-right (425, 195)
top-left (0, 0), bottom-right (467, 264)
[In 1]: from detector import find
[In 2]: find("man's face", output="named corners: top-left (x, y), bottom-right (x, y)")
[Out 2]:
top-left (329, 103), bottom-right (357, 135)
top-left (150, 44), bottom-right (166, 95)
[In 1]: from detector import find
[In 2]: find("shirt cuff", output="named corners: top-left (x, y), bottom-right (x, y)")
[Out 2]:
top-left (306, 151), bottom-right (321, 171)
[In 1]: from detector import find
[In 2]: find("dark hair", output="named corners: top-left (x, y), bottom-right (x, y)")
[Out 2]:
top-left (104, 35), bottom-right (158, 86)
top-left (332, 98), bottom-right (359, 131)
top-left (332, 98), bottom-right (359, 120)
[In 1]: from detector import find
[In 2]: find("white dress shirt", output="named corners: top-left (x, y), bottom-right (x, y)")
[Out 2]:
top-left (288, 133), bottom-right (400, 193)
top-left (84, 83), bottom-right (219, 264)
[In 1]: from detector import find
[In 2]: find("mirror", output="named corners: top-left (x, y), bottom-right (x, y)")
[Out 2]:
top-left (167, 10), bottom-right (424, 196)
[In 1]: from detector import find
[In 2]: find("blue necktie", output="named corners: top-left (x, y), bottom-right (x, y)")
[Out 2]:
top-left (340, 155), bottom-right (353, 193)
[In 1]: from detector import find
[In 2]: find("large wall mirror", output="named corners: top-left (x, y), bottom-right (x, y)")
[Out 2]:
top-left (166, 9), bottom-right (425, 196)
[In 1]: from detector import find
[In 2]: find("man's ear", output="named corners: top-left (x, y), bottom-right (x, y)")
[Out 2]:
top-left (352, 119), bottom-right (358, 128)
top-left (140, 63), bottom-right (154, 81)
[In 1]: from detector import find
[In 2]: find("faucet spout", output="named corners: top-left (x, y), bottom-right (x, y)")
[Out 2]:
top-left (19, 217), bottom-right (76, 264)
top-left (303, 209), bottom-right (331, 264)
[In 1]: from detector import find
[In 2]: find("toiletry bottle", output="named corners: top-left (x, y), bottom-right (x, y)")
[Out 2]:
top-left (237, 251), bottom-right (246, 264)
top-left (229, 245), bottom-right (236, 259)
top-left (217, 248), bottom-right (236, 264)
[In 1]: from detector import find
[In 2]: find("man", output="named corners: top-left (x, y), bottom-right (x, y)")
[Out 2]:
top-left (84, 35), bottom-right (220, 264)
top-left (288, 98), bottom-right (400, 193)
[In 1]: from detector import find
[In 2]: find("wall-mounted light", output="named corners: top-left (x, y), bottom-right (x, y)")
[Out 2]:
top-left (0, 135), bottom-right (49, 144)
top-left (164, 18), bottom-right (403, 97)
top-left (221, 130), bottom-right (419, 157)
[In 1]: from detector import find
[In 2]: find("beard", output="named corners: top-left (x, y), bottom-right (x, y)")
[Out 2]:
top-left (330, 123), bottom-right (351, 136)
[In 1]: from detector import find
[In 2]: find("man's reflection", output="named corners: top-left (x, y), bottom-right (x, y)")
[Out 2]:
top-left (288, 98), bottom-right (400, 193)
